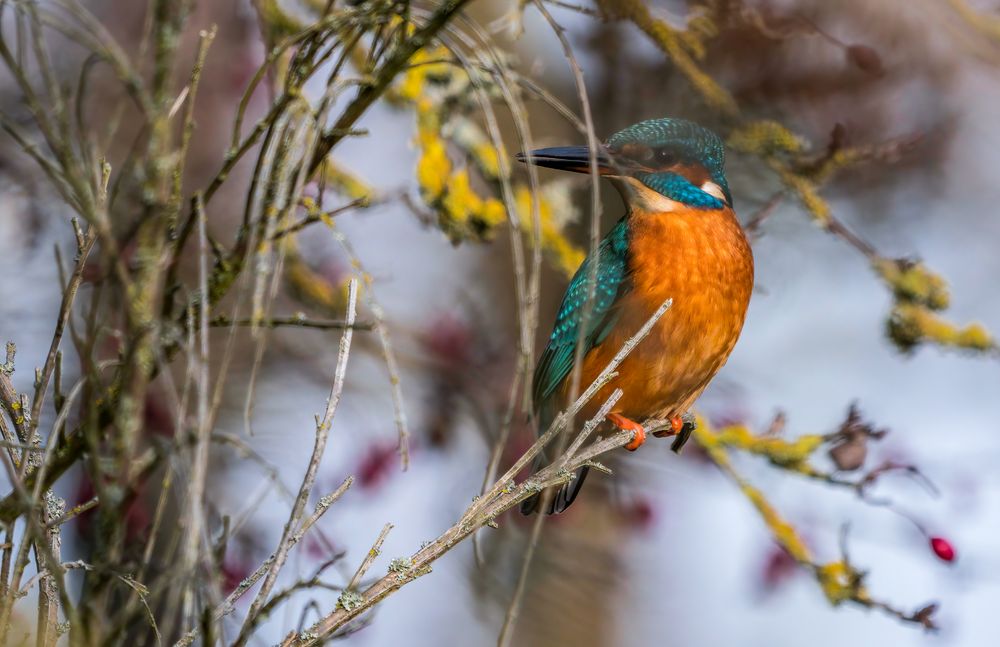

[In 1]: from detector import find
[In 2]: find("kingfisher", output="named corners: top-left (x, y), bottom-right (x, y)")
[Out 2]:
top-left (518, 118), bottom-right (754, 514)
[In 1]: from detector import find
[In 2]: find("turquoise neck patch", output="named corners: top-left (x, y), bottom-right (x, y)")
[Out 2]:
top-left (639, 172), bottom-right (726, 210)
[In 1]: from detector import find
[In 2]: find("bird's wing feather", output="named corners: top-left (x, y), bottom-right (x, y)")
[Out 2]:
top-left (532, 218), bottom-right (631, 416)
top-left (521, 219), bottom-right (631, 516)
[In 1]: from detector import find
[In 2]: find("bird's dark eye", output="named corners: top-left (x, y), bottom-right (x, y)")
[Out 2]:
top-left (655, 148), bottom-right (677, 165)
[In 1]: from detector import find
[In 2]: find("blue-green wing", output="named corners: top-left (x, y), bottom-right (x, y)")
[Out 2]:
top-left (532, 219), bottom-right (631, 415)
top-left (521, 219), bottom-right (631, 515)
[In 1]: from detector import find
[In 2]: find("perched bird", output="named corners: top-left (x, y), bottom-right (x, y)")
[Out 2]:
top-left (518, 118), bottom-right (754, 514)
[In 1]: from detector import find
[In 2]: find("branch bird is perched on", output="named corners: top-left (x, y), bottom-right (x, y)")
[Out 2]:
top-left (518, 118), bottom-right (754, 514)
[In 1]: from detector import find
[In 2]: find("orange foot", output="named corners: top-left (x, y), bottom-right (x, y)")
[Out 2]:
top-left (607, 413), bottom-right (646, 451)
top-left (652, 416), bottom-right (685, 438)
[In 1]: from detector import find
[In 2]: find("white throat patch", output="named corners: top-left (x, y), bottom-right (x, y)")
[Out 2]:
top-left (616, 177), bottom-right (727, 212)
top-left (617, 177), bottom-right (685, 212)
top-left (699, 180), bottom-right (727, 202)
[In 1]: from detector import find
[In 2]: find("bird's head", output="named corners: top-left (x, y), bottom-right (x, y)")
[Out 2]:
top-left (516, 117), bottom-right (731, 212)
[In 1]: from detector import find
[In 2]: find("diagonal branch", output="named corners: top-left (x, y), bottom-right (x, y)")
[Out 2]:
top-left (279, 298), bottom-right (673, 645)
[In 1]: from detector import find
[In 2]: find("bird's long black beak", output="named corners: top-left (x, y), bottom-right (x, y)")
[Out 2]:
top-left (515, 146), bottom-right (617, 175)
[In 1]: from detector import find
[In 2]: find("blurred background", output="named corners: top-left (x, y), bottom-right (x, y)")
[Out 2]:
top-left (1, 0), bottom-right (999, 645)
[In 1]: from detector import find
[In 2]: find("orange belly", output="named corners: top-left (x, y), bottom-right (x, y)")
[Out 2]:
top-left (569, 205), bottom-right (753, 422)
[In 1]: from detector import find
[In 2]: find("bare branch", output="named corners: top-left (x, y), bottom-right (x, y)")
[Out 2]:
top-left (232, 279), bottom-right (359, 647)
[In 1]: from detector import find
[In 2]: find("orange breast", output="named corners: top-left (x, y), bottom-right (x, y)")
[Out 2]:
top-left (570, 205), bottom-right (754, 422)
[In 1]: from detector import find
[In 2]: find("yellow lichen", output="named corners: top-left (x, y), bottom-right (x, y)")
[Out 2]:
top-left (442, 169), bottom-right (481, 225)
top-left (515, 186), bottom-right (585, 278)
top-left (949, 0), bottom-right (1000, 41)
top-left (282, 238), bottom-right (354, 315)
top-left (888, 303), bottom-right (996, 353)
top-left (694, 420), bottom-right (812, 563)
top-left (777, 168), bottom-right (832, 227)
top-left (741, 482), bottom-right (813, 563)
top-left (807, 147), bottom-right (867, 183)
top-left (595, 0), bottom-right (738, 116)
top-left (410, 84), bottom-right (512, 244)
top-left (438, 173), bottom-right (509, 244)
top-left (817, 561), bottom-right (868, 605)
top-left (542, 219), bottom-right (586, 277)
top-left (322, 162), bottom-right (373, 201)
top-left (480, 198), bottom-right (508, 228)
top-left (395, 45), bottom-right (453, 102)
top-left (728, 121), bottom-right (805, 156)
top-left (416, 129), bottom-right (451, 203)
top-left (256, 0), bottom-right (304, 42)
top-left (471, 142), bottom-right (503, 179)
top-left (873, 258), bottom-right (950, 310)
top-left (714, 425), bottom-right (825, 469)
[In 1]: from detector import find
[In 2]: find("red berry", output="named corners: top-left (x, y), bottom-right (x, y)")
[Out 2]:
top-left (422, 312), bottom-right (472, 366)
top-left (357, 441), bottom-right (398, 491)
top-left (929, 536), bottom-right (956, 563)
top-left (221, 556), bottom-right (251, 595)
top-left (618, 497), bottom-right (655, 531)
top-left (760, 545), bottom-right (798, 593)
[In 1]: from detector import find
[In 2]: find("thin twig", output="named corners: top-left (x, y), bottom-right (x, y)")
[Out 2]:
top-left (172, 476), bottom-right (354, 647)
top-left (179, 192), bottom-right (212, 626)
top-left (208, 315), bottom-right (373, 331)
top-left (345, 523), bottom-right (393, 592)
top-left (744, 191), bottom-right (785, 238)
top-left (270, 196), bottom-right (370, 240)
top-left (30, 218), bottom-right (98, 431)
top-left (328, 230), bottom-right (411, 469)
top-left (44, 496), bottom-right (98, 529)
top-left (232, 279), bottom-right (359, 647)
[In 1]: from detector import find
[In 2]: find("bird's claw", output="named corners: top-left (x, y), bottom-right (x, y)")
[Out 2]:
top-left (649, 413), bottom-right (697, 453)
top-left (652, 415), bottom-right (685, 438)
top-left (671, 413), bottom-right (697, 454)
top-left (607, 413), bottom-right (646, 451)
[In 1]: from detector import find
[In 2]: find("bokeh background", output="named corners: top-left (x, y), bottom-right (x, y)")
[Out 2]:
top-left (2, 0), bottom-right (999, 645)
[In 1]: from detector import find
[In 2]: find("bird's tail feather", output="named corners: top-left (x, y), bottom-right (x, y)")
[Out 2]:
top-left (519, 401), bottom-right (590, 515)
top-left (519, 460), bottom-right (589, 515)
